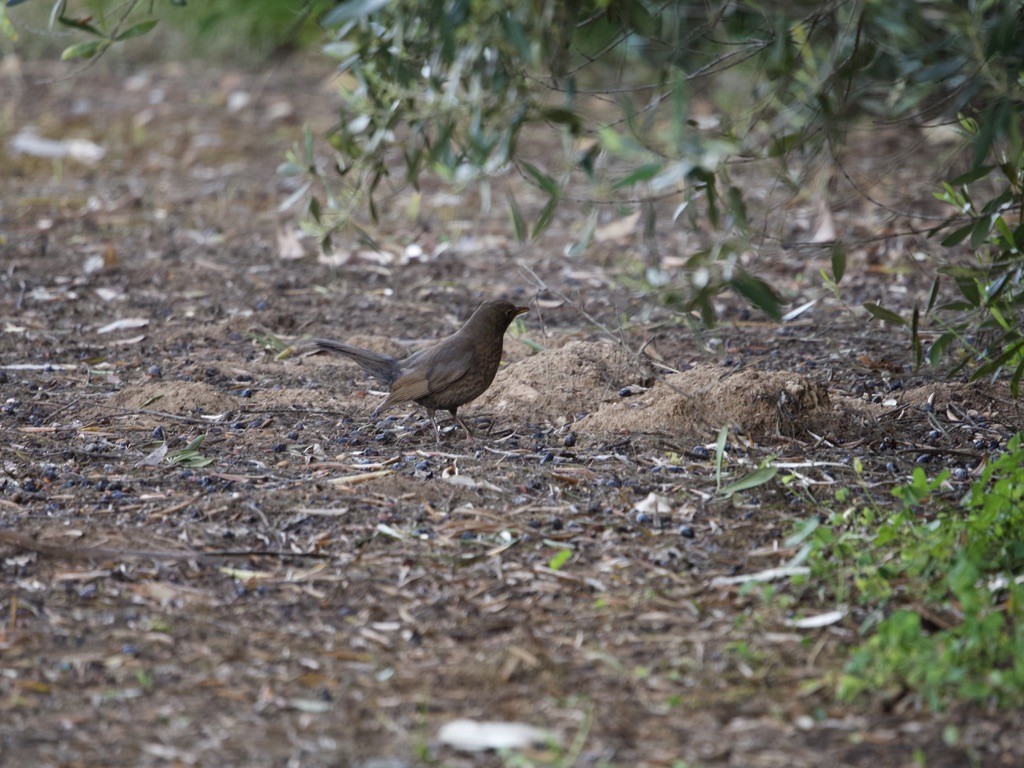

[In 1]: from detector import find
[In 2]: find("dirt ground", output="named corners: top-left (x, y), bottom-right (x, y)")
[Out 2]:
top-left (2, 53), bottom-right (1023, 767)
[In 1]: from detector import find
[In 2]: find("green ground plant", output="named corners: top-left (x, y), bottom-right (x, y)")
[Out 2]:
top-left (790, 435), bottom-right (1024, 708)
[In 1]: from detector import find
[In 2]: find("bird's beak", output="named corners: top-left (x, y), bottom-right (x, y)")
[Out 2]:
top-left (514, 306), bottom-right (530, 316)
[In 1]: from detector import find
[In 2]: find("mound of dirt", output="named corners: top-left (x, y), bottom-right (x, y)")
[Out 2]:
top-left (476, 340), bottom-right (641, 425)
top-left (582, 366), bottom-right (838, 440)
top-left (106, 380), bottom-right (240, 416)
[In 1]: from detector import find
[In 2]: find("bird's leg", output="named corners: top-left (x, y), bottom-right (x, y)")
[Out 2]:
top-left (450, 409), bottom-right (474, 441)
top-left (426, 409), bottom-right (441, 444)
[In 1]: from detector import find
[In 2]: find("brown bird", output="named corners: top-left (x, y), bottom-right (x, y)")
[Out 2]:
top-left (311, 299), bottom-right (529, 440)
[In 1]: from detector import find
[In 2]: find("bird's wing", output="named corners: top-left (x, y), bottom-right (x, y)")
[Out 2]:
top-left (374, 343), bottom-right (474, 413)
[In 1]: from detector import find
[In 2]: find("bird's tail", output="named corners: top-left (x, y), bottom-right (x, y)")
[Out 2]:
top-left (309, 338), bottom-right (398, 385)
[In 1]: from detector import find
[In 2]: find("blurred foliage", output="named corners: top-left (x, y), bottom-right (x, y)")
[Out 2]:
top-left (7, 0), bottom-right (1024, 374)
top-left (2, 0), bottom-right (327, 61)
top-left (293, 0), bottom-right (1024, 335)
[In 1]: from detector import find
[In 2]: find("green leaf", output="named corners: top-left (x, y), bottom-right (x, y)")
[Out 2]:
top-left (168, 434), bottom-right (215, 468)
top-left (719, 466), bottom-right (778, 497)
top-left (730, 271), bottom-right (782, 321)
top-left (1011, 357), bottom-right (1024, 397)
top-left (911, 306), bottom-right (922, 368)
top-left (955, 277), bottom-right (981, 306)
top-left (940, 223), bottom-right (974, 247)
top-left (969, 216), bottom-right (993, 248)
top-left (831, 241), bottom-right (846, 283)
top-left (726, 186), bottom-right (748, 232)
top-left (863, 303), bottom-right (908, 326)
top-left (768, 132), bottom-right (804, 158)
top-left (784, 517), bottom-right (820, 548)
top-left (57, 14), bottom-right (103, 35)
top-left (520, 161), bottom-right (559, 196)
top-left (507, 192), bottom-right (527, 243)
top-left (714, 426), bottom-right (728, 491)
top-left (927, 331), bottom-right (956, 366)
top-left (322, 0), bottom-right (392, 26)
top-left (567, 209), bottom-right (598, 258)
top-left (0, 3), bottom-right (18, 41)
top-left (950, 165), bottom-right (994, 185)
top-left (972, 337), bottom-right (1024, 380)
top-left (60, 40), bottom-right (104, 60)
top-left (926, 277), bottom-right (941, 313)
top-left (532, 194), bottom-right (559, 239)
top-left (304, 124), bottom-right (315, 167)
top-left (611, 163), bottom-right (662, 190)
top-left (548, 548), bottom-right (572, 571)
top-left (539, 107), bottom-right (582, 133)
top-left (115, 19), bottom-right (157, 41)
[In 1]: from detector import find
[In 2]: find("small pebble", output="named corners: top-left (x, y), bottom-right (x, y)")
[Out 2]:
top-left (152, 426), bottom-right (165, 440)
top-left (539, 451), bottom-right (554, 464)
top-left (563, 432), bottom-right (576, 448)
top-left (271, 443), bottom-right (286, 453)
top-left (691, 445), bottom-right (710, 460)
top-left (915, 453), bottom-right (932, 465)
top-left (619, 385), bottom-right (647, 398)
top-left (951, 467), bottom-right (968, 481)
top-left (287, 431), bottom-right (299, 440)
top-left (678, 525), bottom-right (695, 538)
top-left (550, 517), bottom-right (564, 531)
top-left (147, 365), bottom-right (162, 378)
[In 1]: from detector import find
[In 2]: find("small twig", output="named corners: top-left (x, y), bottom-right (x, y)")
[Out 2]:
top-left (0, 528), bottom-right (332, 562)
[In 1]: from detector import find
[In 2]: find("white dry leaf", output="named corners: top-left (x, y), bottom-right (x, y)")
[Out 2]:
top-left (710, 565), bottom-right (810, 587)
top-left (354, 249), bottom-right (396, 265)
top-left (264, 98), bottom-right (295, 122)
top-left (443, 475), bottom-right (505, 492)
top-left (226, 90), bottom-right (250, 113)
top-left (96, 317), bottom-right (149, 334)
top-left (809, 197), bottom-right (837, 243)
top-left (277, 226), bottom-right (307, 260)
top-left (785, 609), bottom-right (847, 629)
top-left (82, 254), bottom-right (106, 275)
top-left (135, 442), bottom-right (169, 467)
top-left (633, 491), bottom-right (673, 516)
top-left (317, 250), bottom-right (351, 267)
top-left (594, 210), bottom-right (641, 242)
top-left (94, 287), bottom-right (126, 302)
top-left (107, 335), bottom-right (146, 347)
top-left (437, 719), bottom-right (553, 753)
top-left (402, 243), bottom-right (426, 262)
top-left (9, 130), bottom-right (105, 164)
top-left (287, 699), bottom-right (332, 714)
